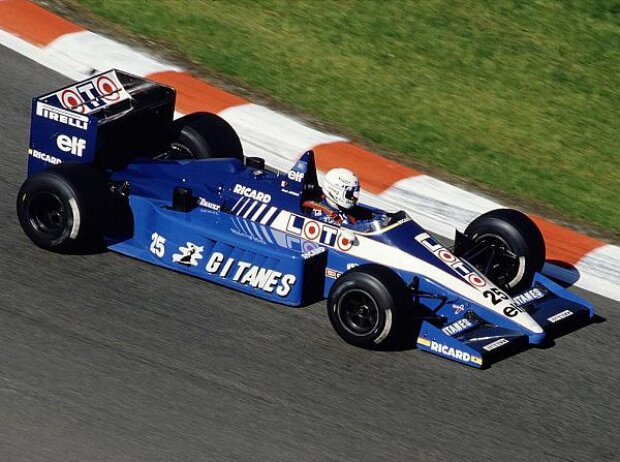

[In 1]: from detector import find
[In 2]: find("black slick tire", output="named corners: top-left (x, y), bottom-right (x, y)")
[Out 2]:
top-left (327, 264), bottom-right (411, 348)
top-left (16, 164), bottom-right (109, 252)
top-left (170, 112), bottom-right (244, 161)
top-left (462, 208), bottom-right (546, 293)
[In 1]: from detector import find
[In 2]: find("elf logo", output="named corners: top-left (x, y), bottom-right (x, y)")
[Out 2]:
top-left (287, 170), bottom-right (304, 182)
top-left (56, 135), bottom-right (87, 157)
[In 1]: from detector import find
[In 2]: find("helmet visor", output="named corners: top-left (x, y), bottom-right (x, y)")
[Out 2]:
top-left (343, 185), bottom-right (360, 202)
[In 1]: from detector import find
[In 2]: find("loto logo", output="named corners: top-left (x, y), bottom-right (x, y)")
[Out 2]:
top-left (286, 214), bottom-right (353, 251)
top-left (56, 135), bottom-right (87, 157)
top-left (53, 71), bottom-right (130, 114)
top-left (416, 232), bottom-right (488, 288)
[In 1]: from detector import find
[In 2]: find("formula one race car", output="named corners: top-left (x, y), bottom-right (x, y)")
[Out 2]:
top-left (16, 70), bottom-right (594, 368)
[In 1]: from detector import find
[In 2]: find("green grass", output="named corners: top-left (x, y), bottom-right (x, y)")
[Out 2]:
top-left (73, 0), bottom-right (620, 237)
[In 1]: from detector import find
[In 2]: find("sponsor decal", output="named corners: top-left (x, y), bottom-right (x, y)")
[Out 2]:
top-left (417, 337), bottom-right (431, 347)
top-left (547, 310), bottom-right (573, 323)
top-left (233, 184), bottom-right (271, 203)
top-left (229, 217), bottom-right (275, 245)
top-left (28, 148), bottom-right (62, 165)
top-left (452, 304), bottom-right (465, 315)
top-left (287, 159), bottom-right (308, 183)
top-left (52, 70), bottom-right (130, 114)
top-left (204, 252), bottom-right (296, 296)
top-left (483, 287), bottom-right (510, 305)
top-left (35, 102), bottom-right (89, 130)
top-left (503, 305), bottom-right (526, 318)
top-left (513, 286), bottom-right (546, 306)
top-left (416, 233), bottom-right (489, 289)
top-left (287, 170), bottom-right (305, 182)
top-left (172, 242), bottom-right (204, 266)
top-left (325, 268), bottom-right (342, 279)
top-left (346, 263), bottom-right (359, 270)
top-left (429, 340), bottom-right (482, 365)
top-left (416, 233), bottom-right (525, 317)
top-left (286, 214), bottom-right (353, 251)
top-left (441, 318), bottom-right (473, 336)
top-left (56, 134), bottom-right (86, 157)
top-left (301, 240), bottom-right (319, 252)
top-left (280, 185), bottom-right (301, 197)
top-left (483, 338), bottom-right (509, 352)
top-left (301, 246), bottom-right (326, 260)
top-left (197, 197), bottom-right (221, 211)
top-left (149, 232), bottom-right (166, 258)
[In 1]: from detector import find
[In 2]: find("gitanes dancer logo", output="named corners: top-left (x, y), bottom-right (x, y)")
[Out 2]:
top-left (172, 242), bottom-right (204, 266)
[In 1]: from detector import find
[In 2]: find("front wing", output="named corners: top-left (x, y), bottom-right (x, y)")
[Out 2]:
top-left (415, 273), bottom-right (594, 368)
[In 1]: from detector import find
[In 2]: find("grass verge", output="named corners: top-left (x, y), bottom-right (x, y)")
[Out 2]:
top-left (71, 0), bottom-right (620, 238)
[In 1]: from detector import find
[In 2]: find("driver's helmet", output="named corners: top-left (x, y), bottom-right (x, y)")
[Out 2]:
top-left (323, 168), bottom-right (360, 210)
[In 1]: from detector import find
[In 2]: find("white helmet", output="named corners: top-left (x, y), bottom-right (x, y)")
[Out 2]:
top-left (323, 168), bottom-right (360, 210)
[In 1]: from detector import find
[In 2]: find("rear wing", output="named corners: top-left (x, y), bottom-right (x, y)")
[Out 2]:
top-left (28, 69), bottom-right (175, 176)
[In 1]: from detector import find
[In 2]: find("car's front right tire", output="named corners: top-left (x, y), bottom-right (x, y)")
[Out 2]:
top-left (458, 208), bottom-right (546, 293)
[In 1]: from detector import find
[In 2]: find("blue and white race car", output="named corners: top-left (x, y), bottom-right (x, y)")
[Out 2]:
top-left (17, 70), bottom-right (594, 368)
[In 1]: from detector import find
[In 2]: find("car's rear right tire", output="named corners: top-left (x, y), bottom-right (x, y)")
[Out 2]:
top-left (170, 112), bottom-right (244, 161)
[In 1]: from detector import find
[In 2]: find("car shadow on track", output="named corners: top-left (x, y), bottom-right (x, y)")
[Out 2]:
top-left (544, 259), bottom-right (581, 288)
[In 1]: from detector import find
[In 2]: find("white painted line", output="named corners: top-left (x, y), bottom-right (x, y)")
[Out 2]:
top-left (359, 175), bottom-right (502, 239)
top-left (218, 103), bottom-right (346, 167)
top-left (573, 245), bottom-right (620, 301)
top-left (46, 31), bottom-right (180, 77)
top-left (0, 29), bottom-right (88, 80)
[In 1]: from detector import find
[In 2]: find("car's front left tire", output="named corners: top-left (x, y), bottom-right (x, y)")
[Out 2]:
top-left (327, 264), bottom-right (411, 348)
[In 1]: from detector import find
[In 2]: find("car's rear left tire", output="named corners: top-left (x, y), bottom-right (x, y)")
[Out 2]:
top-left (327, 264), bottom-right (411, 348)
top-left (16, 164), bottom-right (110, 252)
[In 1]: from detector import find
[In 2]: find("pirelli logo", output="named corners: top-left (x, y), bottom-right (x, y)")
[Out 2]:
top-left (36, 101), bottom-right (89, 130)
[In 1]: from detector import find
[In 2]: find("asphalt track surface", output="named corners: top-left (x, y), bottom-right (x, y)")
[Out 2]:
top-left (0, 44), bottom-right (619, 462)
